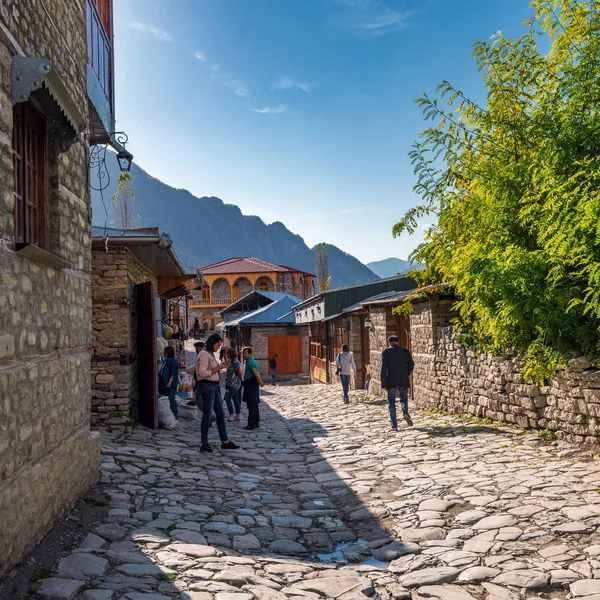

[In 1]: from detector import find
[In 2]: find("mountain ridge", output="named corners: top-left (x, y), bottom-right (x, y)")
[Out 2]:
top-left (90, 161), bottom-right (380, 288)
top-left (367, 257), bottom-right (414, 279)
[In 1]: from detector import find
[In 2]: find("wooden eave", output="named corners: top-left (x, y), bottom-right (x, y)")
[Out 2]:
top-left (158, 275), bottom-right (202, 299)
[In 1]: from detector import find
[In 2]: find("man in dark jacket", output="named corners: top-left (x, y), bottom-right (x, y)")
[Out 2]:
top-left (381, 335), bottom-right (415, 429)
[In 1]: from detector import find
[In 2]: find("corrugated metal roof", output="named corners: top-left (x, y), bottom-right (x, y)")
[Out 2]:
top-left (294, 275), bottom-right (416, 319)
top-left (218, 290), bottom-right (300, 315)
top-left (91, 226), bottom-right (160, 238)
top-left (198, 257), bottom-right (314, 276)
top-left (220, 294), bottom-right (301, 326)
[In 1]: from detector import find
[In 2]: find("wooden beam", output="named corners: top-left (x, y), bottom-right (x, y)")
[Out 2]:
top-left (157, 275), bottom-right (200, 297)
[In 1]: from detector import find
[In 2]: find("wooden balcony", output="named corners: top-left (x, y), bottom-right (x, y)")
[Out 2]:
top-left (86, 0), bottom-right (114, 141)
top-left (194, 295), bottom-right (233, 307)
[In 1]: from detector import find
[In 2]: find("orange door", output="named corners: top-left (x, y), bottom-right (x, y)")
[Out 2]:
top-left (268, 336), bottom-right (303, 375)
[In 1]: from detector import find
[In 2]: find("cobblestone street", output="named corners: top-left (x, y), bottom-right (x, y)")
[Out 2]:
top-left (31, 384), bottom-right (600, 600)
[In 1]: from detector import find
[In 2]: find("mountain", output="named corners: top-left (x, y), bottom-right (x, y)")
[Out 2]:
top-left (90, 160), bottom-right (380, 288)
top-left (367, 257), bottom-right (414, 278)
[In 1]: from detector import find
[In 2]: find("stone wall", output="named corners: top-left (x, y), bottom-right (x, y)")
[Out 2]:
top-left (0, 0), bottom-right (99, 575)
top-left (91, 246), bottom-right (156, 424)
top-left (249, 325), bottom-right (309, 379)
top-left (410, 298), bottom-right (600, 444)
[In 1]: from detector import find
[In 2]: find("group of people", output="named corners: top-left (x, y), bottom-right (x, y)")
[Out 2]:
top-left (335, 334), bottom-right (415, 431)
top-left (159, 332), bottom-right (267, 452)
top-left (160, 329), bottom-right (415, 450)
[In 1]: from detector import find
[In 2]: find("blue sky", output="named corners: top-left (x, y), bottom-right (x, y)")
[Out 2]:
top-left (113, 0), bottom-right (533, 264)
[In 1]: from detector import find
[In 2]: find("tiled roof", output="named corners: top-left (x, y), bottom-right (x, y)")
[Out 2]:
top-left (198, 257), bottom-right (314, 276)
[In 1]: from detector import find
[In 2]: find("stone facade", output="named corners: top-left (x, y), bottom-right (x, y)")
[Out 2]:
top-left (91, 246), bottom-right (157, 424)
top-left (409, 298), bottom-right (600, 444)
top-left (249, 324), bottom-right (309, 379)
top-left (0, 0), bottom-right (100, 575)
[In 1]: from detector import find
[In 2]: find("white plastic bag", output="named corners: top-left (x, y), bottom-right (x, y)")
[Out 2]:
top-left (177, 400), bottom-right (198, 420)
top-left (157, 396), bottom-right (177, 430)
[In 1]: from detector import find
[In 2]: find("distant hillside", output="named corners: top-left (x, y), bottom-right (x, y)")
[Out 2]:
top-left (90, 160), bottom-right (380, 288)
top-left (367, 257), bottom-right (414, 278)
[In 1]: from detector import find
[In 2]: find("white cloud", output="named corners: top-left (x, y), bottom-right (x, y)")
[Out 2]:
top-left (222, 78), bottom-right (250, 97)
top-left (210, 64), bottom-right (220, 71)
top-left (272, 77), bottom-right (314, 93)
top-left (194, 51), bottom-right (207, 61)
top-left (251, 105), bottom-right (288, 114)
top-left (329, 0), bottom-right (414, 36)
top-left (130, 22), bottom-right (173, 41)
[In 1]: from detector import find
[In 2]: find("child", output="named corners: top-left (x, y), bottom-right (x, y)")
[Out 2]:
top-left (242, 347), bottom-right (264, 430)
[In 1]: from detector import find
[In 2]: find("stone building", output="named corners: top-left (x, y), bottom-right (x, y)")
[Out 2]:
top-left (189, 257), bottom-right (316, 332)
top-left (293, 276), bottom-right (415, 386)
top-left (219, 291), bottom-right (309, 380)
top-left (91, 226), bottom-right (201, 428)
top-left (359, 291), bottom-right (600, 444)
top-left (0, 0), bottom-right (120, 574)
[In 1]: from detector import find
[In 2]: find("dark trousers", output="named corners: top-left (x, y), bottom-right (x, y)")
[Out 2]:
top-left (340, 375), bottom-right (350, 400)
top-left (247, 402), bottom-right (260, 428)
top-left (244, 378), bottom-right (260, 429)
top-left (224, 386), bottom-right (242, 415)
top-left (197, 381), bottom-right (228, 444)
top-left (387, 386), bottom-right (409, 429)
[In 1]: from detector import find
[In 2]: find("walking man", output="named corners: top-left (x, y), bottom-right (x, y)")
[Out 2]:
top-left (335, 344), bottom-right (356, 404)
top-left (381, 335), bottom-right (414, 430)
top-left (269, 354), bottom-right (278, 385)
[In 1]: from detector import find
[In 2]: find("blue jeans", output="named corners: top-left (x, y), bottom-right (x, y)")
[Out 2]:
top-left (224, 386), bottom-right (242, 415)
top-left (161, 387), bottom-right (178, 418)
top-left (340, 375), bottom-right (350, 400)
top-left (197, 381), bottom-right (228, 444)
top-left (270, 369), bottom-right (277, 385)
top-left (387, 387), bottom-right (409, 429)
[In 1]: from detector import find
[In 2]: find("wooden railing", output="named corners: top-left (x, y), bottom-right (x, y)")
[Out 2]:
top-left (86, 0), bottom-right (113, 109)
top-left (194, 296), bottom-right (232, 306)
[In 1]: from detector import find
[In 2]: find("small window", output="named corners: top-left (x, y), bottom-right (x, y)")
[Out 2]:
top-left (12, 102), bottom-right (47, 248)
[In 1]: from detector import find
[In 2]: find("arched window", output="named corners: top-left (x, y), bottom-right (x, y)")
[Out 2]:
top-left (255, 276), bottom-right (274, 292)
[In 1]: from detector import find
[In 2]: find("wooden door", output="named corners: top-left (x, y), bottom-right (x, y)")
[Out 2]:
top-left (137, 282), bottom-right (157, 429)
top-left (268, 336), bottom-right (303, 375)
top-left (395, 314), bottom-right (411, 350)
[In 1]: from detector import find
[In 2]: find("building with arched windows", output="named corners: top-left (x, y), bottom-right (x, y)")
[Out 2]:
top-left (189, 257), bottom-right (315, 332)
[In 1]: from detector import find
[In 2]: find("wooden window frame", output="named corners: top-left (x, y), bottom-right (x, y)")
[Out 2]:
top-left (12, 101), bottom-right (47, 249)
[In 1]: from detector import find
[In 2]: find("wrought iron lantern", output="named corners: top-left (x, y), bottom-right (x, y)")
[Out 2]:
top-left (117, 148), bottom-right (133, 172)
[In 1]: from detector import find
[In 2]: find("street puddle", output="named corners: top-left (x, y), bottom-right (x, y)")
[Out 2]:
top-left (314, 538), bottom-right (389, 569)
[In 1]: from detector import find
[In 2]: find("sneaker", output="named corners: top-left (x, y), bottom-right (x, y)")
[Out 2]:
top-left (186, 400), bottom-right (196, 406)
top-left (200, 444), bottom-right (213, 453)
top-left (391, 427), bottom-right (398, 431)
top-left (243, 426), bottom-right (256, 430)
top-left (234, 415), bottom-right (241, 421)
top-left (227, 415), bottom-right (235, 422)
top-left (344, 398), bottom-right (349, 404)
top-left (403, 413), bottom-right (414, 427)
top-left (221, 441), bottom-right (240, 450)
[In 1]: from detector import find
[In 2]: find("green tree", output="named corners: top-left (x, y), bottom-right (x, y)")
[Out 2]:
top-left (111, 171), bottom-right (137, 229)
top-left (315, 242), bottom-right (331, 291)
top-left (394, 1), bottom-right (600, 382)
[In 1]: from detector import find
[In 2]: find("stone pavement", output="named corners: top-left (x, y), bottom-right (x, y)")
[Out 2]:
top-left (35, 384), bottom-right (600, 600)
